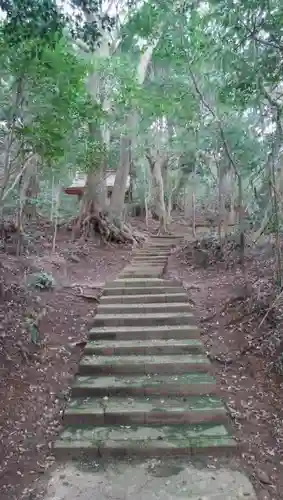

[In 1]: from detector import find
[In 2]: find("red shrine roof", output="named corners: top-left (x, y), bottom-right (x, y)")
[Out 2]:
top-left (63, 171), bottom-right (130, 196)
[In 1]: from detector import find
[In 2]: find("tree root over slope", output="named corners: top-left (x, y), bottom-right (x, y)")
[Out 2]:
top-left (73, 210), bottom-right (146, 245)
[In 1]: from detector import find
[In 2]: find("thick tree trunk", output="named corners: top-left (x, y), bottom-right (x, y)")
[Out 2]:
top-left (110, 135), bottom-right (131, 221)
top-left (81, 163), bottom-right (107, 215)
top-left (20, 162), bottom-right (39, 221)
top-left (110, 40), bottom-right (158, 221)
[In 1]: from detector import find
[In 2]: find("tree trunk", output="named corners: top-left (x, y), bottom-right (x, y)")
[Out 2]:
top-left (269, 145), bottom-right (282, 288)
top-left (167, 193), bottom-right (173, 223)
top-left (184, 186), bottom-right (190, 218)
top-left (110, 135), bottom-right (131, 221)
top-left (192, 191), bottom-right (196, 238)
top-left (237, 173), bottom-right (245, 266)
top-left (82, 162), bottom-right (107, 215)
top-left (149, 156), bottom-right (167, 233)
top-left (110, 40), bottom-right (159, 222)
top-left (217, 163), bottom-right (225, 242)
top-left (20, 162), bottom-right (39, 221)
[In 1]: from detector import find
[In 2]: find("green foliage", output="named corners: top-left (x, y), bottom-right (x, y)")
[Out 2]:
top-left (1, 0), bottom-right (65, 49)
top-left (16, 38), bottom-right (94, 165)
top-left (1, 0), bottom-right (282, 243)
top-left (26, 320), bottom-right (39, 345)
top-left (27, 271), bottom-right (55, 290)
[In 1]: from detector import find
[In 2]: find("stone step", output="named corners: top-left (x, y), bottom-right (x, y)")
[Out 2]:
top-left (84, 339), bottom-right (204, 356)
top-left (106, 278), bottom-right (182, 288)
top-left (130, 262), bottom-right (167, 267)
top-left (100, 292), bottom-right (189, 303)
top-left (146, 245), bottom-right (176, 249)
top-left (54, 423), bottom-right (235, 459)
top-left (71, 373), bottom-right (217, 398)
top-left (89, 324), bottom-right (200, 341)
top-left (79, 354), bottom-right (211, 375)
top-left (93, 312), bottom-right (195, 327)
top-left (121, 269), bottom-right (166, 275)
top-left (119, 271), bottom-right (164, 278)
top-left (150, 235), bottom-right (181, 239)
top-left (64, 395), bottom-right (227, 426)
top-left (120, 266), bottom-right (165, 273)
top-left (132, 254), bottom-right (168, 262)
top-left (145, 247), bottom-right (176, 251)
top-left (121, 264), bottom-right (165, 269)
top-left (121, 264), bottom-right (166, 268)
top-left (96, 302), bottom-right (192, 315)
top-left (122, 264), bottom-right (165, 268)
top-left (149, 238), bottom-right (181, 243)
top-left (134, 246), bottom-right (171, 250)
top-left (132, 251), bottom-right (170, 257)
top-left (148, 240), bottom-right (179, 245)
top-left (119, 270), bottom-right (165, 276)
top-left (129, 261), bottom-right (167, 266)
top-left (103, 286), bottom-right (184, 296)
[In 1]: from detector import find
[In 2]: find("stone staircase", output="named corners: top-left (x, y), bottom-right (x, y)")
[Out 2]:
top-left (54, 235), bottom-right (235, 458)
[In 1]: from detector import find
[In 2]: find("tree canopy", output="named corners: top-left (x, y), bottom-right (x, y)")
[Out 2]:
top-left (0, 0), bottom-right (283, 274)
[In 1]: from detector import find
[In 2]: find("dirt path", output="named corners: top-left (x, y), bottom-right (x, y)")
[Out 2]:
top-left (166, 248), bottom-right (283, 500)
top-left (0, 231), bottom-right (131, 500)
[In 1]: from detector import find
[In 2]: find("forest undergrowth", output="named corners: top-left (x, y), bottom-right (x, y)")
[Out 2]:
top-left (167, 231), bottom-right (283, 500)
top-left (0, 219), bottom-right (131, 500)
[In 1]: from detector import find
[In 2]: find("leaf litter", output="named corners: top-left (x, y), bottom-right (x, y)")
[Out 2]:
top-left (167, 236), bottom-right (283, 500)
top-left (0, 225), bottom-right (130, 500)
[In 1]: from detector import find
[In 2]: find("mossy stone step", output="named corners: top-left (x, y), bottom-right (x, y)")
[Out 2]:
top-left (64, 395), bottom-right (227, 425)
top-left (106, 278), bottom-right (182, 288)
top-left (71, 373), bottom-right (217, 398)
top-left (84, 339), bottom-right (204, 356)
top-left (88, 324), bottom-right (200, 341)
top-left (93, 312), bottom-right (195, 327)
top-left (79, 354), bottom-right (210, 375)
top-left (147, 243), bottom-right (179, 248)
top-left (129, 263), bottom-right (167, 268)
top-left (54, 423), bottom-right (235, 459)
top-left (150, 235), bottom-right (181, 239)
top-left (54, 238), bottom-right (234, 459)
top-left (132, 256), bottom-right (168, 260)
top-left (100, 292), bottom-right (189, 304)
top-left (132, 252), bottom-right (171, 258)
top-left (119, 272), bottom-right (164, 279)
top-left (103, 286), bottom-right (184, 296)
top-left (97, 302), bottom-right (192, 315)
top-left (120, 265), bottom-right (165, 270)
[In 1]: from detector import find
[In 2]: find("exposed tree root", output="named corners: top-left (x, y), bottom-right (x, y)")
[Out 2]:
top-left (73, 210), bottom-right (146, 245)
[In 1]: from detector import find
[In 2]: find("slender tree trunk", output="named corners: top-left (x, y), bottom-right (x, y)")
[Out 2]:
top-left (270, 149), bottom-right (282, 287)
top-left (237, 173), bottom-right (245, 266)
top-left (192, 191), bottom-right (196, 238)
top-left (52, 187), bottom-right (60, 253)
top-left (167, 193), bottom-right (173, 223)
top-left (149, 157), bottom-right (167, 233)
top-left (184, 186), bottom-right (190, 218)
top-left (217, 166), bottom-right (224, 243)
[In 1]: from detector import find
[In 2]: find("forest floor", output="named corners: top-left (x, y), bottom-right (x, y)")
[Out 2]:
top-left (166, 231), bottom-right (283, 500)
top-left (0, 216), bottom-right (283, 500)
top-left (0, 221), bottom-right (131, 500)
